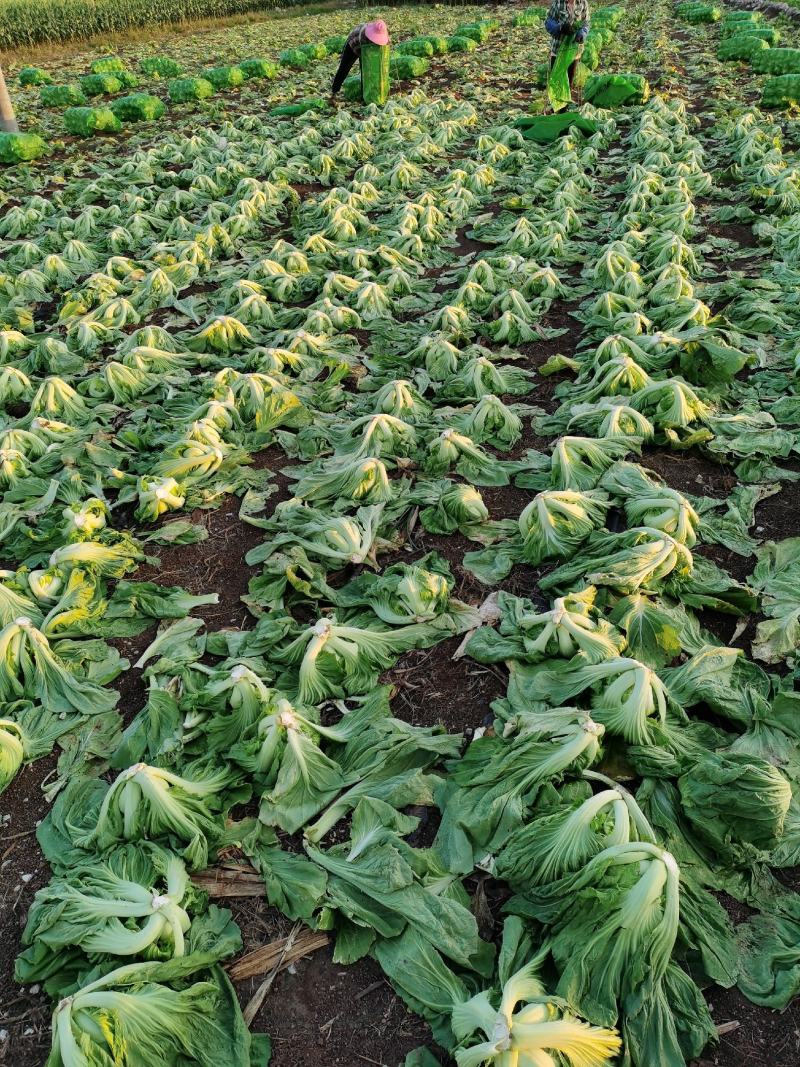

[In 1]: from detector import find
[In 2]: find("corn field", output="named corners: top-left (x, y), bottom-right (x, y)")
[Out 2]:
top-left (0, 0), bottom-right (479, 52)
top-left (0, 0), bottom-right (301, 51)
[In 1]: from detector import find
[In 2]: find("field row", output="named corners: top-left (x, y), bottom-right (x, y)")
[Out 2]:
top-left (1, 3), bottom-right (800, 1067)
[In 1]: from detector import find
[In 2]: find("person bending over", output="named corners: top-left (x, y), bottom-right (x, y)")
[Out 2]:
top-left (330, 19), bottom-right (390, 102)
top-left (545, 0), bottom-right (590, 103)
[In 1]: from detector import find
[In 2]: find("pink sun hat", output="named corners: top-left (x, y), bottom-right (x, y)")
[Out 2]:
top-left (364, 19), bottom-right (390, 46)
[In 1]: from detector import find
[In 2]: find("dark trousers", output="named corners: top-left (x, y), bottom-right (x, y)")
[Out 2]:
top-left (331, 43), bottom-right (359, 94)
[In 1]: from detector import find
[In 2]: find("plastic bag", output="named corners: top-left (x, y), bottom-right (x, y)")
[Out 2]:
top-left (0, 132), bottom-right (47, 163)
top-left (91, 56), bottom-right (126, 74)
top-left (448, 36), bottom-right (477, 53)
top-left (205, 65), bottom-right (245, 89)
top-left (41, 84), bottom-right (86, 107)
top-left (140, 56), bottom-right (182, 78)
top-left (80, 73), bottom-right (123, 97)
top-left (762, 74), bottom-right (800, 108)
top-left (239, 59), bottom-right (278, 80)
top-left (514, 112), bottom-right (600, 143)
top-left (63, 106), bottom-right (122, 136)
top-left (168, 78), bottom-right (214, 102)
top-left (584, 72), bottom-right (650, 108)
top-left (110, 94), bottom-right (166, 122)
top-left (279, 48), bottom-right (309, 68)
top-left (361, 43), bottom-right (390, 105)
top-left (389, 55), bottom-right (429, 80)
top-left (269, 98), bottom-right (328, 116)
top-left (548, 35), bottom-right (581, 113)
top-left (19, 67), bottom-right (51, 86)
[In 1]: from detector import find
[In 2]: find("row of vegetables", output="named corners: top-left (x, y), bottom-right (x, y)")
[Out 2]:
top-left (3, 16), bottom-right (502, 161)
top-left (1, 4), bottom-right (800, 1066)
top-left (0, 82), bottom-right (621, 1065)
top-left (679, 4), bottom-right (800, 105)
top-left (1, 5), bottom-right (637, 165)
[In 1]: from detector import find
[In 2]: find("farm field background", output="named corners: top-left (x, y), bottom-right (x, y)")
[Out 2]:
top-left (2, 2), bottom-right (800, 1067)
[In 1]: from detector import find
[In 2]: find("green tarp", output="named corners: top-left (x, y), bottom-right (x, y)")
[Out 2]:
top-left (513, 112), bottom-right (600, 142)
top-left (548, 35), bottom-right (581, 112)
top-left (269, 97), bottom-right (328, 116)
top-left (584, 72), bottom-right (650, 108)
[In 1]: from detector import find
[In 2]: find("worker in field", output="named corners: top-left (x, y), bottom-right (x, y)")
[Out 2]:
top-left (330, 19), bottom-right (391, 102)
top-left (545, 0), bottom-right (590, 109)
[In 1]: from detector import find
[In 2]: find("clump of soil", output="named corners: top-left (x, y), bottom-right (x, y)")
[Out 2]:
top-left (384, 632), bottom-right (507, 733)
top-left (0, 758), bottom-right (56, 1067)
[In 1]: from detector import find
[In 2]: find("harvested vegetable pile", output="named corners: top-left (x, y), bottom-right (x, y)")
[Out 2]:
top-left (2, 2), bottom-right (800, 1067)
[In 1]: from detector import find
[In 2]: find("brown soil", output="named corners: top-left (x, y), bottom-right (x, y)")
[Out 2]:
top-left (134, 495), bottom-right (264, 632)
top-left (705, 220), bottom-right (762, 250)
top-left (0, 445), bottom-right (301, 1067)
top-left (292, 181), bottom-right (327, 200)
top-left (130, 441), bottom-right (294, 634)
top-left (697, 542), bottom-right (754, 584)
top-left (753, 483), bottom-right (800, 541)
top-left (479, 478), bottom-right (536, 517)
top-left (449, 223), bottom-right (492, 261)
top-left (111, 625), bottom-right (159, 724)
top-left (641, 447), bottom-right (738, 498)
top-left (384, 631), bottom-right (507, 733)
top-left (225, 897), bottom-right (439, 1067)
top-left (0, 757), bottom-right (56, 1067)
top-left (698, 988), bottom-right (800, 1067)
top-left (254, 941), bottom-right (436, 1066)
top-left (512, 297), bottom-right (587, 414)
